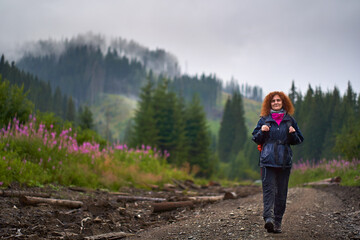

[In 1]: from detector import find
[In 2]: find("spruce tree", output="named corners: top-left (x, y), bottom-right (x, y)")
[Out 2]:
top-left (218, 96), bottom-right (233, 163)
top-left (66, 96), bottom-right (76, 122)
top-left (289, 80), bottom-right (297, 104)
top-left (53, 87), bottom-right (63, 117)
top-left (79, 105), bottom-right (94, 130)
top-left (230, 91), bottom-right (248, 158)
top-left (171, 95), bottom-right (188, 166)
top-left (130, 77), bottom-right (158, 148)
top-left (218, 91), bottom-right (247, 163)
top-left (151, 78), bottom-right (182, 163)
top-left (184, 94), bottom-right (211, 176)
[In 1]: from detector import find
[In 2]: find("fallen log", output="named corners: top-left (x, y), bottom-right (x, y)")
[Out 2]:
top-left (116, 195), bottom-right (166, 202)
top-left (0, 190), bottom-right (51, 198)
top-left (303, 176), bottom-right (342, 186)
top-left (188, 195), bottom-right (224, 203)
top-left (172, 179), bottom-right (187, 189)
top-left (153, 201), bottom-right (194, 213)
top-left (19, 196), bottom-right (83, 208)
top-left (84, 231), bottom-right (134, 240)
top-left (69, 186), bottom-right (89, 192)
top-left (224, 191), bottom-right (237, 200)
top-left (108, 191), bottom-right (131, 196)
top-left (184, 179), bottom-right (201, 189)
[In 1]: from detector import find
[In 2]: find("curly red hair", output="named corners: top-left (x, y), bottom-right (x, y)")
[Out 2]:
top-left (260, 91), bottom-right (294, 116)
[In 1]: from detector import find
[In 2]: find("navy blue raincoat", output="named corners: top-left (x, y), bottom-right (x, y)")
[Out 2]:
top-left (252, 114), bottom-right (304, 168)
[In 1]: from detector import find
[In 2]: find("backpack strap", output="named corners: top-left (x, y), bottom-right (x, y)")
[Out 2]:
top-left (283, 115), bottom-right (294, 169)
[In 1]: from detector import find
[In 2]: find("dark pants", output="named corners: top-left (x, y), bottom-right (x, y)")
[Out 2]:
top-left (261, 167), bottom-right (291, 224)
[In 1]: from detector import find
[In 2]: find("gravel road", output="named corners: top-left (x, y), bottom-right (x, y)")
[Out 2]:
top-left (127, 186), bottom-right (360, 240)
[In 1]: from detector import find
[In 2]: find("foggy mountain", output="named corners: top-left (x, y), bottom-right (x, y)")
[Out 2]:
top-left (19, 32), bottom-right (181, 78)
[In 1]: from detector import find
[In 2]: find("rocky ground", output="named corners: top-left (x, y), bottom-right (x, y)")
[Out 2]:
top-left (0, 182), bottom-right (359, 240)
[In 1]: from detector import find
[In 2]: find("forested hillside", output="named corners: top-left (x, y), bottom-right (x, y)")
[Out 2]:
top-left (5, 33), bottom-right (358, 181)
top-left (0, 55), bottom-right (75, 121)
top-left (290, 81), bottom-right (360, 161)
top-left (15, 35), bottom-right (262, 119)
top-left (18, 46), bottom-right (147, 104)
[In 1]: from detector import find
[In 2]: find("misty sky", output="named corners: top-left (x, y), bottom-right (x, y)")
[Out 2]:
top-left (0, 0), bottom-right (359, 95)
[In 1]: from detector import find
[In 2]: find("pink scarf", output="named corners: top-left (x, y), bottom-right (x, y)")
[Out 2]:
top-left (271, 113), bottom-right (284, 125)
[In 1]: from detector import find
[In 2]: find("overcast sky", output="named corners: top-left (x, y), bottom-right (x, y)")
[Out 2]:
top-left (0, 0), bottom-right (359, 95)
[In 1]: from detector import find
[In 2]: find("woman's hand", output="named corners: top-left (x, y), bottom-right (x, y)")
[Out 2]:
top-left (289, 126), bottom-right (295, 133)
top-left (261, 125), bottom-right (270, 132)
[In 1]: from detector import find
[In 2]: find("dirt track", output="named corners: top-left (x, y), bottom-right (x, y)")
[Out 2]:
top-left (127, 186), bottom-right (360, 240)
top-left (0, 184), bottom-right (359, 240)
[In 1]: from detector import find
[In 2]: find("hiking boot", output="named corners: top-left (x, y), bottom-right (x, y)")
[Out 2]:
top-left (264, 218), bottom-right (274, 233)
top-left (274, 222), bottom-right (282, 233)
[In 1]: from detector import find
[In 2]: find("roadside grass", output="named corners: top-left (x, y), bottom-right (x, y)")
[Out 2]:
top-left (0, 117), bottom-right (189, 190)
top-left (289, 159), bottom-right (360, 187)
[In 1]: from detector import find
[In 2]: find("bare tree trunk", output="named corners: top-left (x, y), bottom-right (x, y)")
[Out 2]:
top-left (0, 190), bottom-right (50, 198)
top-left (188, 195), bottom-right (224, 203)
top-left (116, 195), bottom-right (166, 202)
top-left (19, 196), bottom-right (83, 208)
top-left (152, 201), bottom-right (194, 213)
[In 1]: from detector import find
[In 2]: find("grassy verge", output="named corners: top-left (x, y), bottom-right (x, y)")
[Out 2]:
top-left (0, 117), bottom-right (189, 190)
top-left (289, 159), bottom-right (360, 187)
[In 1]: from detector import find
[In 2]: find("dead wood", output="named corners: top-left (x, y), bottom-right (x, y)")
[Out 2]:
top-left (19, 196), bottom-right (83, 208)
top-left (0, 189), bottom-right (51, 198)
top-left (172, 179), bottom-right (187, 189)
top-left (224, 191), bottom-right (237, 200)
top-left (162, 183), bottom-right (177, 192)
top-left (184, 179), bottom-right (201, 189)
top-left (116, 195), bottom-right (166, 202)
top-left (108, 191), bottom-right (131, 196)
top-left (152, 201), bottom-right (194, 213)
top-left (303, 176), bottom-right (342, 186)
top-left (68, 186), bottom-right (89, 192)
top-left (188, 195), bottom-right (224, 203)
top-left (84, 231), bottom-right (134, 240)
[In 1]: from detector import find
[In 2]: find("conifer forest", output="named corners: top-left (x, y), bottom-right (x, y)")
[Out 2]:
top-left (0, 36), bottom-right (359, 181)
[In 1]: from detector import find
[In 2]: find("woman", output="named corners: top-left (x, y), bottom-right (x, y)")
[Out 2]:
top-left (252, 91), bottom-right (304, 233)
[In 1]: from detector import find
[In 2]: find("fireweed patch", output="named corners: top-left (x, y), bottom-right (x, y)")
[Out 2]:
top-left (290, 159), bottom-right (360, 187)
top-left (0, 117), bottom-right (188, 189)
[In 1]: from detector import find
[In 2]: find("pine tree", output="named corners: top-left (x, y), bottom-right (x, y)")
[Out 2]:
top-left (53, 87), bottom-right (63, 117)
top-left (334, 82), bottom-right (359, 160)
top-left (218, 91), bottom-right (247, 163)
top-left (218, 96), bottom-right (233, 163)
top-left (66, 96), bottom-right (76, 122)
top-left (152, 78), bottom-right (186, 164)
top-left (78, 105), bottom-right (94, 130)
top-left (130, 77), bottom-right (158, 148)
top-left (289, 80), bottom-right (297, 104)
top-left (184, 94), bottom-right (211, 176)
top-left (230, 91), bottom-right (248, 158)
top-left (171, 95), bottom-right (188, 166)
